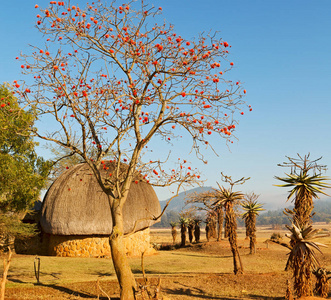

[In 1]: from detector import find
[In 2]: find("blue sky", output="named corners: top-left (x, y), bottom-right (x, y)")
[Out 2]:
top-left (1, 1), bottom-right (331, 209)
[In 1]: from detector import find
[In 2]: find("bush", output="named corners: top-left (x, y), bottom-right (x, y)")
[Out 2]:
top-left (270, 232), bottom-right (282, 241)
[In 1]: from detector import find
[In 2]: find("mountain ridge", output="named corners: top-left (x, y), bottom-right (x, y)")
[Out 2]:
top-left (159, 186), bottom-right (214, 212)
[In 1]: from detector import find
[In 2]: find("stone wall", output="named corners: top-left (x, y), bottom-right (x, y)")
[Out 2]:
top-left (48, 228), bottom-right (156, 257)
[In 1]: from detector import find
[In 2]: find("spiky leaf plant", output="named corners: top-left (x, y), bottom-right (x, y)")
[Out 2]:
top-left (169, 222), bottom-right (177, 244)
top-left (214, 184), bottom-right (244, 274)
top-left (275, 154), bottom-right (330, 227)
top-left (193, 218), bottom-right (201, 243)
top-left (241, 195), bottom-right (264, 254)
top-left (285, 220), bottom-right (329, 298)
top-left (313, 267), bottom-right (330, 298)
top-left (179, 217), bottom-right (189, 247)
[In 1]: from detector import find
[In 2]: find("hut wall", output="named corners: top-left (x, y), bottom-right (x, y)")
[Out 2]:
top-left (48, 228), bottom-right (155, 257)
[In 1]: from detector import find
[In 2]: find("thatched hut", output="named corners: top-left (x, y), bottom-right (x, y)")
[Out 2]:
top-left (16, 162), bottom-right (161, 257)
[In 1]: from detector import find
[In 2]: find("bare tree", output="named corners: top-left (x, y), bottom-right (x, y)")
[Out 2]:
top-left (15, 1), bottom-right (247, 298)
top-left (185, 190), bottom-right (224, 241)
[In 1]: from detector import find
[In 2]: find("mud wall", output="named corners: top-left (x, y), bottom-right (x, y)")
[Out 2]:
top-left (16, 228), bottom-right (156, 257)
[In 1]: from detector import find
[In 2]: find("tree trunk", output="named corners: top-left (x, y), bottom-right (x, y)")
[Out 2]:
top-left (205, 223), bottom-right (210, 242)
top-left (188, 224), bottom-right (193, 243)
top-left (229, 231), bottom-right (243, 275)
top-left (171, 227), bottom-right (177, 244)
top-left (110, 204), bottom-right (137, 300)
top-left (230, 246), bottom-right (243, 275)
top-left (180, 224), bottom-right (186, 247)
top-left (216, 208), bottom-right (223, 241)
top-left (0, 248), bottom-right (12, 300)
top-left (194, 223), bottom-right (200, 243)
top-left (294, 255), bottom-right (313, 298)
top-left (295, 189), bottom-right (313, 227)
top-left (226, 205), bottom-right (243, 275)
top-left (210, 217), bottom-right (216, 239)
top-left (249, 235), bottom-right (256, 254)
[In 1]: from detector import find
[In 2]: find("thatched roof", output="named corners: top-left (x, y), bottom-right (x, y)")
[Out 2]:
top-left (40, 162), bottom-right (161, 235)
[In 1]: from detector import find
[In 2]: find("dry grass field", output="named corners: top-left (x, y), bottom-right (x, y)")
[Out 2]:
top-left (2, 225), bottom-right (331, 299)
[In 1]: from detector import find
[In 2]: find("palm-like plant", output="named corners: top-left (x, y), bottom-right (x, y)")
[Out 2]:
top-left (241, 194), bottom-right (264, 254)
top-left (187, 219), bottom-right (194, 243)
top-left (193, 218), bottom-right (201, 243)
top-left (214, 183), bottom-right (245, 275)
top-left (313, 267), bottom-right (330, 298)
top-left (169, 222), bottom-right (177, 244)
top-left (205, 212), bottom-right (217, 241)
top-left (275, 154), bottom-right (330, 227)
top-left (185, 191), bottom-right (224, 242)
top-left (179, 217), bottom-right (189, 247)
top-left (285, 220), bottom-right (329, 298)
top-left (214, 204), bottom-right (224, 241)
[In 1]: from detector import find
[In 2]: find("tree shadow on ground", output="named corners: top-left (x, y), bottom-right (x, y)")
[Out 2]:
top-left (170, 252), bottom-right (233, 259)
top-left (34, 283), bottom-right (119, 300)
top-left (162, 281), bottom-right (234, 299)
top-left (162, 287), bottom-right (237, 299)
top-left (247, 296), bottom-right (283, 300)
top-left (89, 271), bottom-right (114, 277)
top-left (164, 287), bottom-right (285, 299)
top-left (8, 272), bottom-right (61, 284)
top-left (8, 278), bottom-right (26, 284)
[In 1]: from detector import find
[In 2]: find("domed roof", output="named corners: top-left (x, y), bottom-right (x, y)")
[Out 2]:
top-left (40, 162), bottom-right (161, 235)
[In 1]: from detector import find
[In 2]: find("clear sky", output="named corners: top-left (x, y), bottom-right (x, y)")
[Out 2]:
top-left (1, 1), bottom-right (331, 209)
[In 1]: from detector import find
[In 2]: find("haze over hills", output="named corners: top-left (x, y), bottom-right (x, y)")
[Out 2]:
top-left (155, 187), bottom-right (331, 228)
top-left (158, 186), bottom-right (331, 213)
top-left (159, 186), bottom-right (213, 212)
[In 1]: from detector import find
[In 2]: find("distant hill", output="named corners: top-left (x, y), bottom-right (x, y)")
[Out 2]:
top-left (155, 189), bottom-right (331, 228)
top-left (159, 186), bottom-right (214, 212)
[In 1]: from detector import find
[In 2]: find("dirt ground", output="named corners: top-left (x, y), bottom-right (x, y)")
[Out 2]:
top-left (5, 272), bottom-right (287, 300)
top-left (4, 225), bottom-right (331, 299)
top-left (1, 242), bottom-right (320, 300)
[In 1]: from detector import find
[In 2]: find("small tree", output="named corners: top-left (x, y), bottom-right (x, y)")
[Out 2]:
top-left (0, 84), bottom-right (51, 215)
top-left (241, 193), bottom-right (264, 254)
top-left (313, 268), bottom-right (330, 298)
top-left (16, 1), bottom-right (247, 298)
top-left (215, 204), bottom-right (224, 241)
top-left (187, 219), bottom-right (194, 243)
top-left (0, 84), bottom-right (51, 300)
top-left (205, 211), bottom-right (217, 241)
top-left (169, 221), bottom-right (177, 244)
top-left (179, 217), bottom-right (189, 247)
top-left (0, 84), bottom-right (51, 242)
top-left (185, 190), bottom-right (224, 241)
top-left (213, 173), bottom-right (249, 275)
top-left (194, 218), bottom-right (201, 243)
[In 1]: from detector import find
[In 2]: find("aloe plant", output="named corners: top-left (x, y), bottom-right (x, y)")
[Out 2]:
top-left (313, 267), bottom-right (330, 298)
top-left (275, 154), bottom-right (330, 227)
top-left (285, 220), bottom-right (329, 298)
top-left (179, 217), bottom-right (189, 247)
top-left (213, 178), bottom-right (247, 275)
top-left (241, 193), bottom-right (264, 254)
top-left (169, 222), bottom-right (177, 244)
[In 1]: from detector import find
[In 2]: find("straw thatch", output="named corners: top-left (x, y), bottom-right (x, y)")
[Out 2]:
top-left (40, 162), bottom-right (161, 235)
